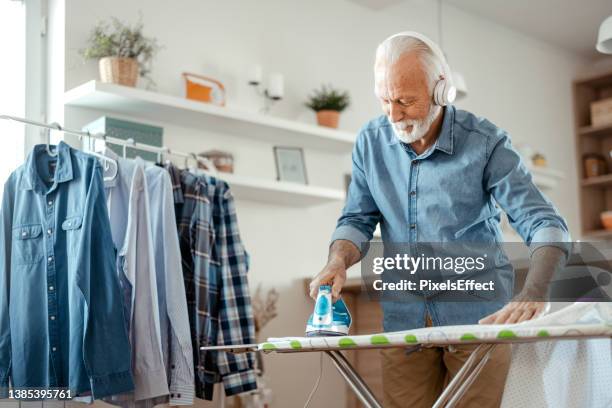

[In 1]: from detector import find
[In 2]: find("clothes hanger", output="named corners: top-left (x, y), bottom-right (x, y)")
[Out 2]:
top-left (188, 154), bottom-right (219, 176)
top-left (83, 131), bottom-right (118, 182)
top-left (45, 122), bottom-right (61, 157)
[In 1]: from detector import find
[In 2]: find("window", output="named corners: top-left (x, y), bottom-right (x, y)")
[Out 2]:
top-left (0, 0), bottom-right (26, 191)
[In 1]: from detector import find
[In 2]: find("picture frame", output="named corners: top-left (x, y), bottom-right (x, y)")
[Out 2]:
top-left (273, 146), bottom-right (308, 184)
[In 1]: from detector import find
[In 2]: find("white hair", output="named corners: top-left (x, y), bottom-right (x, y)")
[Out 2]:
top-left (374, 35), bottom-right (450, 94)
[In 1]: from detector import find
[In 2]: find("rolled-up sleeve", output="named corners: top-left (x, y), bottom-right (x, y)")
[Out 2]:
top-left (331, 130), bottom-right (381, 255)
top-left (483, 132), bottom-right (572, 258)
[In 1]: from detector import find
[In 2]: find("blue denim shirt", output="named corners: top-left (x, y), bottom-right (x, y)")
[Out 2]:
top-left (0, 142), bottom-right (134, 398)
top-left (332, 106), bottom-right (570, 331)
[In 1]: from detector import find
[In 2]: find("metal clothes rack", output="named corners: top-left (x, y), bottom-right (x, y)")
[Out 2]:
top-left (0, 114), bottom-right (217, 169)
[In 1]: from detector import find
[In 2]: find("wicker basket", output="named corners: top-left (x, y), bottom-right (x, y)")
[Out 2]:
top-left (99, 57), bottom-right (139, 87)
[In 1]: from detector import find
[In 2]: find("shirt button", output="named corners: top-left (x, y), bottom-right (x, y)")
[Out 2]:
top-left (410, 224), bottom-right (416, 229)
top-left (21, 231), bottom-right (27, 237)
top-left (52, 347), bottom-right (57, 352)
top-left (50, 315), bottom-right (56, 321)
top-left (47, 256), bottom-right (53, 263)
top-left (47, 229), bottom-right (52, 236)
top-left (410, 191), bottom-right (416, 196)
top-left (48, 200), bottom-right (53, 206)
top-left (49, 286), bottom-right (54, 291)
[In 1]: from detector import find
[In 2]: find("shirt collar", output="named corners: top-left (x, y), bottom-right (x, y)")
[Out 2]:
top-left (387, 105), bottom-right (455, 155)
top-left (22, 141), bottom-right (74, 193)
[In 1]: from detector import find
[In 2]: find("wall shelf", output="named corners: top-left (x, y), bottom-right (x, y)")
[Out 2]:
top-left (527, 165), bottom-right (564, 190)
top-left (579, 123), bottom-right (612, 138)
top-left (581, 174), bottom-right (612, 188)
top-left (582, 229), bottom-right (612, 239)
top-left (64, 80), bottom-right (356, 152)
top-left (206, 173), bottom-right (344, 206)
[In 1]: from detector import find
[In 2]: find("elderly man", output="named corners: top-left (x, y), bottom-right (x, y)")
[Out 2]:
top-left (309, 32), bottom-right (570, 407)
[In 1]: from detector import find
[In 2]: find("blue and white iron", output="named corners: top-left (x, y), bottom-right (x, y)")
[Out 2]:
top-left (306, 285), bottom-right (352, 336)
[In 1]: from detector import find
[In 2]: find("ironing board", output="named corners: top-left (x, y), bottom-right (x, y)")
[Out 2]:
top-left (202, 303), bottom-right (612, 408)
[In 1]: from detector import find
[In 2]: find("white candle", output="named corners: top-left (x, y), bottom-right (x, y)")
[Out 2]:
top-left (248, 65), bottom-right (262, 84)
top-left (268, 73), bottom-right (284, 98)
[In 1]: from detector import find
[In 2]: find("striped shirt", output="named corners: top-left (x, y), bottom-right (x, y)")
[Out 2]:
top-left (167, 165), bottom-right (257, 400)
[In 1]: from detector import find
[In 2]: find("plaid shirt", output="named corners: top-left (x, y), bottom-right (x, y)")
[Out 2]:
top-left (167, 164), bottom-right (256, 400)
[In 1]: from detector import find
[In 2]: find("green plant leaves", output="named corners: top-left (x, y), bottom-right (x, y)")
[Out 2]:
top-left (305, 84), bottom-right (350, 112)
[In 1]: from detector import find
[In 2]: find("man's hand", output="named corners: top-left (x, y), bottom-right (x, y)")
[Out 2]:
top-left (309, 257), bottom-right (347, 301)
top-left (479, 290), bottom-right (550, 324)
top-left (480, 245), bottom-right (565, 325)
top-left (309, 239), bottom-right (361, 301)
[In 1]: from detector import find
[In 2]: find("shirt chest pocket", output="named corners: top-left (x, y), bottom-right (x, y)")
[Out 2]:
top-left (62, 215), bottom-right (83, 255)
top-left (12, 224), bottom-right (44, 265)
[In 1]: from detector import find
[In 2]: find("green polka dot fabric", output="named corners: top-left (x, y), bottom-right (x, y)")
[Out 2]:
top-left (260, 303), bottom-right (612, 352)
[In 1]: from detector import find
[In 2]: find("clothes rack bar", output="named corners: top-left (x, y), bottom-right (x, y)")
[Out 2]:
top-left (0, 114), bottom-right (214, 165)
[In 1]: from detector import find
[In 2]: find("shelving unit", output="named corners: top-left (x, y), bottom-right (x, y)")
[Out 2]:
top-left (64, 80), bottom-right (356, 152)
top-left (573, 70), bottom-right (612, 239)
top-left (579, 123), bottom-right (612, 138)
top-left (64, 80), bottom-right (349, 207)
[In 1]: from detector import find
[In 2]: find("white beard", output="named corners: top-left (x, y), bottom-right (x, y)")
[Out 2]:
top-left (391, 104), bottom-right (442, 144)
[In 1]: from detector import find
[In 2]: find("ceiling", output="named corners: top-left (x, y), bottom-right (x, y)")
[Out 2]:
top-left (349, 0), bottom-right (612, 58)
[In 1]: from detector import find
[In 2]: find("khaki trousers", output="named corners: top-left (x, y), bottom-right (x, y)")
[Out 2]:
top-left (381, 317), bottom-right (511, 408)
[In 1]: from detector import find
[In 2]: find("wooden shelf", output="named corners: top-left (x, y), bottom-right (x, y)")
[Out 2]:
top-left (578, 123), bottom-right (612, 138)
top-left (573, 70), bottom-right (612, 237)
top-left (581, 174), bottom-right (612, 188)
top-left (574, 72), bottom-right (612, 88)
top-left (582, 229), bottom-right (612, 239)
top-left (64, 80), bottom-right (356, 152)
top-left (214, 173), bottom-right (344, 206)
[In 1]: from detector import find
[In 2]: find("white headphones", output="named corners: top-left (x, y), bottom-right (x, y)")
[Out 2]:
top-left (382, 31), bottom-right (457, 106)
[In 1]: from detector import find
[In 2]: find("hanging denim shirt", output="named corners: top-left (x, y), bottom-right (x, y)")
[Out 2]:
top-left (332, 106), bottom-right (571, 331)
top-left (0, 142), bottom-right (134, 398)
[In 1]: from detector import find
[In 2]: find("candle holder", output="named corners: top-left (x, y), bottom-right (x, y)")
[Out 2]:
top-left (248, 80), bottom-right (282, 113)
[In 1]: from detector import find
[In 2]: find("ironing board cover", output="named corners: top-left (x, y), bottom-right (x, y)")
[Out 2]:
top-left (260, 303), bottom-right (612, 352)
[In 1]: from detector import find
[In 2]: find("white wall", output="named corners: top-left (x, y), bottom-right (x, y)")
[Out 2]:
top-left (58, 0), bottom-right (587, 406)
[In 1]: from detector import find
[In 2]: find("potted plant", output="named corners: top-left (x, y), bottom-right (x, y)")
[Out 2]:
top-left (80, 16), bottom-right (160, 88)
top-left (305, 85), bottom-right (350, 129)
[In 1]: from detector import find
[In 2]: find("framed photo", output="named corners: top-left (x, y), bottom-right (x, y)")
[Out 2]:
top-left (274, 146), bottom-right (308, 184)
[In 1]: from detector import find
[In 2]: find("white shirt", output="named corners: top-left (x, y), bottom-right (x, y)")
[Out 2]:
top-left (103, 152), bottom-right (168, 402)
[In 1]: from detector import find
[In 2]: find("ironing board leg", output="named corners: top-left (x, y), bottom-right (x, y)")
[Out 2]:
top-left (431, 344), bottom-right (496, 408)
top-left (325, 350), bottom-right (383, 408)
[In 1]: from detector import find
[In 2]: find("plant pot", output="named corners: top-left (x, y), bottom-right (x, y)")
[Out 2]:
top-left (316, 110), bottom-right (340, 128)
top-left (99, 57), bottom-right (139, 87)
top-left (601, 211), bottom-right (612, 230)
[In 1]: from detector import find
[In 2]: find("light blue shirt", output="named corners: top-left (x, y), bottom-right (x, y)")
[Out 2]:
top-left (103, 154), bottom-right (168, 402)
top-left (0, 142), bottom-right (134, 397)
top-left (332, 106), bottom-right (570, 331)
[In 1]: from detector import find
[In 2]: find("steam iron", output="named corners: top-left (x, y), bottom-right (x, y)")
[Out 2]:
top-left (306, 285), bottom-right (352, 337)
